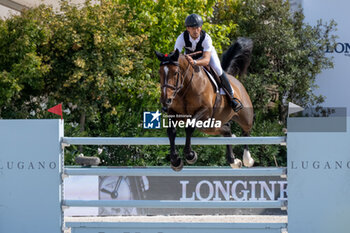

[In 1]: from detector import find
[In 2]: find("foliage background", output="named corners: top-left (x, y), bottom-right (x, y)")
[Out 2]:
top-left (0, 0), bottom-right (336, 167)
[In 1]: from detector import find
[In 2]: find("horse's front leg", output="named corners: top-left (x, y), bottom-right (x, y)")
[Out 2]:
top-left (184, 126), bottom-right (197, 164)
top-left (167, 124), bottom-right (183, 171)
top-left (183, 107), bottom-right (209, 165)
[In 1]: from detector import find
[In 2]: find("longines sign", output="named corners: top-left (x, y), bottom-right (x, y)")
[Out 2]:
top-left (180, 179), bottom-right (287, 201)
top-left (326, 42), bottom-right (350, 57)
top-left (99, 175), bottom-right (287, 216)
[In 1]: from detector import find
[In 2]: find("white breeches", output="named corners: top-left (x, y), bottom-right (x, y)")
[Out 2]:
top-left (209, 48), bottom-right (223, 76)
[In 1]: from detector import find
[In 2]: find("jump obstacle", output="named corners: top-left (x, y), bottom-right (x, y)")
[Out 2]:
top-left (1, 118), bottom-right (350, 233)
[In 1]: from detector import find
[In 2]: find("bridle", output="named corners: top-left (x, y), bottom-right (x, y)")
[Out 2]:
top-left (161, 61), bottom-right (193, 102)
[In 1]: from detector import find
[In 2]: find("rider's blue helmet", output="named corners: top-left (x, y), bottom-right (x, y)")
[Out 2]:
top-left (185, 14), bottom-right (203, 27)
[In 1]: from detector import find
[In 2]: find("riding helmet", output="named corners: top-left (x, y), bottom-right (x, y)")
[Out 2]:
top-left (185, 14), bottom-right (203, 27)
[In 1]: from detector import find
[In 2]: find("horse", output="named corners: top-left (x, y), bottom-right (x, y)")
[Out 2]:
top-left (155, 37), bottom-right (254, 171)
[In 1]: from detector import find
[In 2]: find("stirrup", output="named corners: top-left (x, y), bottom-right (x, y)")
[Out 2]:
top-left (231, 97), bottom-right (243, 112)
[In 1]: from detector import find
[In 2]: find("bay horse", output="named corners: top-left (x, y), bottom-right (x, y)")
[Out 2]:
top-left (156, 37), bottom-right (254, 171)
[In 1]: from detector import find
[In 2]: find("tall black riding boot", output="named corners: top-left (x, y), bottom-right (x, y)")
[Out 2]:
top-left (219, 72), bottom-right (243, 112)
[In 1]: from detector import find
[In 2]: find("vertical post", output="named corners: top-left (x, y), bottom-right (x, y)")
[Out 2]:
top-left (288, 117), bottom-right (350, 233)
top-left (0, 120), bottom-right (63, 233)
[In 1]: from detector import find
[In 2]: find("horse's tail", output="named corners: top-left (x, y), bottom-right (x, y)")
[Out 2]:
top-left (221, 37), bottom-right (253, 78)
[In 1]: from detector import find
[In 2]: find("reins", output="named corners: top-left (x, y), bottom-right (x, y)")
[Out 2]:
top-left (161, 56), bottom-right (195, 100)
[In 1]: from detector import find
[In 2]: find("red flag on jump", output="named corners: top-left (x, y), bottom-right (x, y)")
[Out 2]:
top-left (48, 104), bottom-right (63, 120)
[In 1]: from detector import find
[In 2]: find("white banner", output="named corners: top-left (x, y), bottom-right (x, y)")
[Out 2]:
top-left (302, 0), bottom-right (350, 113)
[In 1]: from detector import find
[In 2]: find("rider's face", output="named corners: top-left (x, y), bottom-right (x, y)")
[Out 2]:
top-left (186, 26), bottom-right (202, 40)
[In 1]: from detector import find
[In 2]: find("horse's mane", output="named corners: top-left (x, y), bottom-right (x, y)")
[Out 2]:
top-left (178, 54), bottom-right (189, 67)
top-left (178, 54), bottom-right (197, 73)
top-left (221, 37), bottom-right (253, 78)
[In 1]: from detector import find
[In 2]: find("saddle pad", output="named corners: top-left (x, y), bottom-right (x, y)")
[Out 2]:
top-left (203, 67), bottom-right (232, 96)
top-left (203, 67), bottom-right (219, 93)
top-left (220, 88), bottom-right (226, 95)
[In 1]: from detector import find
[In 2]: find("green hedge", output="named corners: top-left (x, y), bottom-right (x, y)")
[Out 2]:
top-left (0, 0), bottom-right (336, 167)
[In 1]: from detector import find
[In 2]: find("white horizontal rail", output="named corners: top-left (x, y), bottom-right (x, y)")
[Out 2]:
top-left (62, 136), bottom-right (286, 146)
top-left (65, 222), bottom-right (288, 230)
top-left (63, 200), bottom-right (286, 209)
top-left (64, 167), bottom-right (287, 177)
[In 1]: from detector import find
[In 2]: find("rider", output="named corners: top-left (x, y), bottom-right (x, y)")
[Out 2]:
top-left (174, 13), bottom-right (243, 112)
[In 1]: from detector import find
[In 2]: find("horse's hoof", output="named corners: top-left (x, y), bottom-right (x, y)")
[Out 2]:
top-left (243, 149), bottom-right (254, 167)
top-left (171, 158), bottom-right (184, 172)
top-left (243, 158), bottom-right (254, 167)
top-left (185, 151), bottom-right (198, 164)
top-left (230, 159), bottom-right (242, 169)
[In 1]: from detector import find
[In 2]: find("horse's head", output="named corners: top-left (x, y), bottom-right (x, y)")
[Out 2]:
top-left (155, 49), bottom-right (181, 112)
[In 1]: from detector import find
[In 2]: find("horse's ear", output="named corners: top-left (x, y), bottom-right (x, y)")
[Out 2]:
top-left (171, 49), bottom-right (180, 61)
top-left (155, 51), bottom-right (164, 61)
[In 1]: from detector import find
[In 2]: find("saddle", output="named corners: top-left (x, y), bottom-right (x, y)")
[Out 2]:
top-left (201, 65), bottom-right (226, 118)
top-left (203, 66), bottom-right (222, 91)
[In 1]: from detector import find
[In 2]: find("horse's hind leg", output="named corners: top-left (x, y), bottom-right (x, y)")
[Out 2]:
top-left (220, 123), bottom-right (242, 168)
top-left (167, 125), bottom-right (183, 171)
top-left (184, 126), bottom-right (197, 164)
top-left (242, 131), bottom-right (254, 167)
top-left (231, 111), bottom-right (254, 167)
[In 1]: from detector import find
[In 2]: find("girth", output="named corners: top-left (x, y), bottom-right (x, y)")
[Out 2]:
top-left (202, 65), bottom-right (222, 119)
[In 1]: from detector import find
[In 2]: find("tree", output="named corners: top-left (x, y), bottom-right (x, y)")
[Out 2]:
top-left (215, 0), bottom-right (336, 119)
